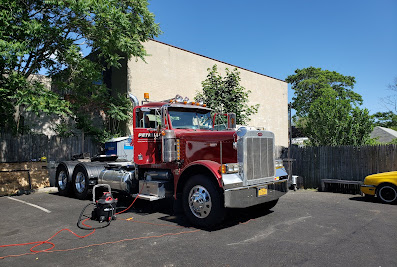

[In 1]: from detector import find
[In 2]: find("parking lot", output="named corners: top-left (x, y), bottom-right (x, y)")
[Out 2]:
top-left (0, 189), bottom-right (396, 267)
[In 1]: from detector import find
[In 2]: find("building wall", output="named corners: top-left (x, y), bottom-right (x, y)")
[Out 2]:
top-left (21, 75), bottom-right (59, 137)
top-left (123, 40), bottom-right (288, 147)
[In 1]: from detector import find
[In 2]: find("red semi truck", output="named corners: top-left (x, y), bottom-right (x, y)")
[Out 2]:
top-left (56, 94), bottom-right (288, 227)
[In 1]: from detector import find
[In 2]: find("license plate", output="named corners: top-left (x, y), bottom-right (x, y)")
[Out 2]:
top-left (257, 187), bottom-right (268, 197)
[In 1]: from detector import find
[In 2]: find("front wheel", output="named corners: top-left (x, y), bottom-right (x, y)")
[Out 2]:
top-left (182, 175), bottom-right (225, 228)
top-left (72, 165), bottom-right (89, 200)
top-left (377, 184), bottom-right (397, 204)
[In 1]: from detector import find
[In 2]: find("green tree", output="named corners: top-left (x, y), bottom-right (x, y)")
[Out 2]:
top-left (0, 0), bottom-right (160, 136)
top-left (286, 67), bottom-right (373, 146)
top-left (286, 67), bottom-right (362, 117)
top-left (373, 111), bottom-right (397, 131)
top-left (195, 65), bottom-right (259, 125)
top-left (375, 77), bottom-right (397, 131)
top-left (306, 91), bottom-right (373, 146)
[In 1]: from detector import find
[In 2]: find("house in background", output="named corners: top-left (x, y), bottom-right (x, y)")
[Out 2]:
top-left (108, 39), bottom-right (288, 148)
top-left (370, 126), bottom-right (397, 143)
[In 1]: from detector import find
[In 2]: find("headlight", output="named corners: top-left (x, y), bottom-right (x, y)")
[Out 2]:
top-left (220, 163), bottom-right (239, 174)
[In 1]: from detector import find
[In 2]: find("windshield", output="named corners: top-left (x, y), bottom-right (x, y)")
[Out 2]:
top-left (169, 108), bottom-right (212, 130)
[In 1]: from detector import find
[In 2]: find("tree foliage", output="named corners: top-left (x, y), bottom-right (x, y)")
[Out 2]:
top-left (0, 0), bottom-right (160, 137)
top-left (195, 65), bottom-right (259, 125)
top-left (373, 111), bottom-right (397, 131)
top-left (305, 91), bottom-right (373, 146)
top-left (286, 67), bottom-right (373, 146)
top-left (286, 67), bottom-right (362, 118)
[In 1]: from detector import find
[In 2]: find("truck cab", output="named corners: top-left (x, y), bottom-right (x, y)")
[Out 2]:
top-left (122, 95), bottom-right (288, 227)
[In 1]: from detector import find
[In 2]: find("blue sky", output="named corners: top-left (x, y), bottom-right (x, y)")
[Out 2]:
top-left (147, 0), bottom-right (397, 114)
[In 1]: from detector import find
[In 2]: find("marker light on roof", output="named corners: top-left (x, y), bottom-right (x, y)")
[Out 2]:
top-left (175, 95), bottom-right (183, 103)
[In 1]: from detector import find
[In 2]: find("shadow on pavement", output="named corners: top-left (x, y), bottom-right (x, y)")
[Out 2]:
top-left (51, 190), bottom-right (276, 231)
top-left (349, 195), bottom-right (381, 203)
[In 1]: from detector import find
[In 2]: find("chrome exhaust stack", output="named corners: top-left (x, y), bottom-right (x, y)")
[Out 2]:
top-left (128, 93), bottom-right (139, 108)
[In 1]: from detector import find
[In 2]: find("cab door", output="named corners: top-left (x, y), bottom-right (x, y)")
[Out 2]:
top-left (133, 107), bottom-right (162, 164)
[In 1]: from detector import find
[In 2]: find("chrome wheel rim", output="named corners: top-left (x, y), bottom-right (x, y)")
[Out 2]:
top-left (379, 186), bottom-right (397, 203)
top-left (75, 172), bottom-right (86, 193)
top-left (58, 171), bottom-right (67, 190)
top-left (188, 185), bottom-right (212, 218)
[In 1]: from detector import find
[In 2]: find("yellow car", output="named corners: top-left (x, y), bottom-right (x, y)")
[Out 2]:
top-left (361, 171), bottom-right (397, 204)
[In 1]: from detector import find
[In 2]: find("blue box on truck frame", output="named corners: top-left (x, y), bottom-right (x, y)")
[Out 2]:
top-left (105, 136), bottom-right (134, 162)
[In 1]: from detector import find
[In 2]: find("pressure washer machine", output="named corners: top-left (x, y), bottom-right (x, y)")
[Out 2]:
top-left (90, 184), bottom-right (117, 223)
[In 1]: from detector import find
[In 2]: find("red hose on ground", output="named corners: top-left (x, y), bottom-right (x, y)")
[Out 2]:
top-left (0, 218), bottom-right (95, 258)
top-left (0, 180), bottom-right (169, 260)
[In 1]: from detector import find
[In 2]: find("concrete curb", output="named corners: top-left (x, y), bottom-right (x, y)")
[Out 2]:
top-left (34, 187), bottom-right (58, 194)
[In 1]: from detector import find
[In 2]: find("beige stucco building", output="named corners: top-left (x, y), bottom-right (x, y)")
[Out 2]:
top-left (110, 39), bottom-right (288, 148)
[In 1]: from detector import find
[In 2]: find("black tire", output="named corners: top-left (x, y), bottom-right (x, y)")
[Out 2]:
top-left (182, 175), bottom-right (225, 228)
top-left (377, 184), bottom-right (397, 204)
top-left (55, 164), bottom-right (71, 196)
top-left (72, 165), bottom-right (89, 200)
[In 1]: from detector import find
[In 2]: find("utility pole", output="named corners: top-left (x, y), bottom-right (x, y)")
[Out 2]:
top-left (288, 103), bottom-right (292, 181)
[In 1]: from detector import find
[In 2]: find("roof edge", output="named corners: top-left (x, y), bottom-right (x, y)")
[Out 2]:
top-left (149, 39), bottom-right (286, 83)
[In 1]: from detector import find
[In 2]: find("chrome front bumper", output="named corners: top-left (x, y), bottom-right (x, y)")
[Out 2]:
top-left (224, 179), bottom-right (288, 208)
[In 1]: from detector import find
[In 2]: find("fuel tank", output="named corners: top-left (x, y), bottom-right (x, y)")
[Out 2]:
top-left (98, 168), bottom-right (134, 193)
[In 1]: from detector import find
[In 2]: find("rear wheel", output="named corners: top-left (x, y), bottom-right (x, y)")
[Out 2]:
top-left (182, 175), bottom-right (225, 228)
top-left (377, 184), bottom-right (397, 204)
top-left (72, 165), bottom-right (89, 200)
top-left (55, 165), bottom-right (71, 196)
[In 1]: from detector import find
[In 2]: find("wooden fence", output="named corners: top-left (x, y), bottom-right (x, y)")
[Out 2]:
top-left (289, 145), bottom-right (397, 188)
top-left (0, 133), bottom-right (100, 163)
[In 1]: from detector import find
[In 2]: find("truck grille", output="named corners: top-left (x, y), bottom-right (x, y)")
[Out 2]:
top-left (246, 137), bottom-right (274, 180)
top-left (238, 130), bottom-right (275, 185)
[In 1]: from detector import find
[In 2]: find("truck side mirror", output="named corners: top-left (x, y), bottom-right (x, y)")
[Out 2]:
top-left (227, 113), bottom-right (236, 129)
top-left (161, 106), bottom-right (168, 129)
top-left (213, 113), bottom-right (236, 130)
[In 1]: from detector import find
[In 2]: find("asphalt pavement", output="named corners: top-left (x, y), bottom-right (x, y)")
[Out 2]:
top-left (0, 189), bottom-right (396, 267)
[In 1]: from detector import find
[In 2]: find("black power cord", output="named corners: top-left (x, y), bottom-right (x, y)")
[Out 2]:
top-left (77, 203), bottom-right (112, 230)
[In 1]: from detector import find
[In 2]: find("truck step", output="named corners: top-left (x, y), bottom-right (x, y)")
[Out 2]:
top-left (132, 193), bottom-right (165, 201)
